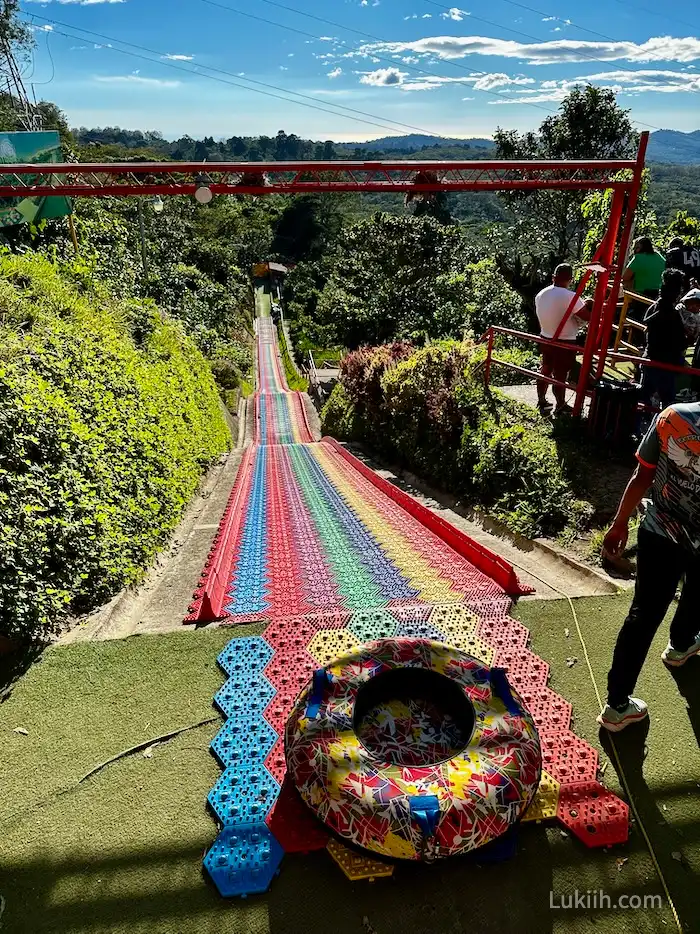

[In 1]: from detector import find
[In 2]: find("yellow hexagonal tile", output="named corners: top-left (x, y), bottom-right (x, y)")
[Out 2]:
top-left (522, 770), bottom-right (561, 823)
top-left (327, 839), bottom-right (394, 881)
top-left (307, 628), bottom-right (360, 666)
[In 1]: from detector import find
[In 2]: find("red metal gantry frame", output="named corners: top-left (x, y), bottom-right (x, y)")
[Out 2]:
top-left (0, 132), bottom-right (650, 417)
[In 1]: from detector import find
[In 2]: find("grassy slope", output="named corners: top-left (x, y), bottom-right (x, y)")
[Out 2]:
top-left (1, 597), bottom-right (697, 933)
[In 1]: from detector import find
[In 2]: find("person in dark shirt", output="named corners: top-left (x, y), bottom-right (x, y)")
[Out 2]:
top-left (665, 237), bottom-right (700, 291)
top-left (598, 402), bottom-right (700, 731)
top-left (641, 268), bottom-right (687, 410)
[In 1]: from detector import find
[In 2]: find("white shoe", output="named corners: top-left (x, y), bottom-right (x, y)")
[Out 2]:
top-left (662, 635), bottom-right (700, 667)
top-left (597, 697), bottom-right (649, 732)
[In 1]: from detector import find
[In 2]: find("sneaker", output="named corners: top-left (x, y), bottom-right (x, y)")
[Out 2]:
top-left (597, 697), bottom-right (649, 732)
top-left (662, 635), bottom-right (700, 667)
top-left (553, 402), bottom-right (574, 417)
top-left (537, 400), bottom-right (553, 414)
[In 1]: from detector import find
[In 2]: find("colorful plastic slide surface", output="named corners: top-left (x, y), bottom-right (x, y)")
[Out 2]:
top-left (194, 305), bottom-right (629, 897)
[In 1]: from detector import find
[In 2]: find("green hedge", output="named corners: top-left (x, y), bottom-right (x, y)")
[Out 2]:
top-left (0, 254), bottom-right (230, 641)
top-left (322, 340), bottom-right (591, 539)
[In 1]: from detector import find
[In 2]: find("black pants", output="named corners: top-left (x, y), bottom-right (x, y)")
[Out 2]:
top-left (607, 528), bottom-right (700, 707)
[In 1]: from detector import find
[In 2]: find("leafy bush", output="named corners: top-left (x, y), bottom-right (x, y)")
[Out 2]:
top-left (277, 323), bottom-right (308, 392)
top-left (321, 384), bottom-right (364, 441)
top-left (323, 336), bottom-right (591, 539)
top-left (0, 253), bottom-right (230, 642)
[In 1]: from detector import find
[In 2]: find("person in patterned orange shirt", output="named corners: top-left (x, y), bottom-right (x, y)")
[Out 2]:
top-left (598, 402), bottom-right (700, 731)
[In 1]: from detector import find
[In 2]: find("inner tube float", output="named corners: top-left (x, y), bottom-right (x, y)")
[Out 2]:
top-left (285, 638), bottom-right (541, 861)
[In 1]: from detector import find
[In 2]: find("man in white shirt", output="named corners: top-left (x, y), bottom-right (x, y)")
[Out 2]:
top-left (535, 263), bottom-right (592, 415)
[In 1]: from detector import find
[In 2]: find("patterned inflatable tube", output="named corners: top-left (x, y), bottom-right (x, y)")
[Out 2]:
top-left (285, 638), bottom-right (542, 861)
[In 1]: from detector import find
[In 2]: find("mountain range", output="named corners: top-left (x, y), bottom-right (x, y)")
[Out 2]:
top-left (342, 129), bottom-right (700, 165)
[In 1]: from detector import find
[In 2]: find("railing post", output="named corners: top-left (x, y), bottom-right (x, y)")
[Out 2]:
top-left (484, 329), bottom-right (494, 387)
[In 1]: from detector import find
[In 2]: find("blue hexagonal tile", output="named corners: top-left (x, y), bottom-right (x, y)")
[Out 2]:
top-left (204, 823), bottom-right (284, 897)
top-left (217, 637), bottom-right (274, 676)
top-left (396, 620), bottom-right (447, 641)
top-left (214, 673), bottom-right (276, 717)
top-left (208, 763), bottom-right (280, 825)
top-left (210, 716), bottom-right (278, 768)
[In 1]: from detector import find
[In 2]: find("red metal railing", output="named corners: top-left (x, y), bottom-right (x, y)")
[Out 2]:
top-left (482, 324), bottom-right (700, 413)
top-left (0, 157), bottom-right (641, 198)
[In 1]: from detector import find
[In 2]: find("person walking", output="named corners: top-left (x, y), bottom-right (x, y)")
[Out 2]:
top-left (623, 236), bottom-right (666, 321)
top-left (640, 268), bottom-right (687, 412)
top-left (598, 400), bottom-right (700, 731)
top-left (535, 263), bottom-right (591, 416)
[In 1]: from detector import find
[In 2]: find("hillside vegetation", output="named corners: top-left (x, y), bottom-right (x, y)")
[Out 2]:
top-left (0, 253), bottom-right (230, 642)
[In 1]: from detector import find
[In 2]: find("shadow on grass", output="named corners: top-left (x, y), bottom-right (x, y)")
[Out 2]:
top-left (0, 641), bottom-right (45, 702)
top-left (4, 820), bottom-right (690, 934)
top-left (600, 716), bottom-right (700, 931)
top-left (669, 656), bottom-right (700, 751)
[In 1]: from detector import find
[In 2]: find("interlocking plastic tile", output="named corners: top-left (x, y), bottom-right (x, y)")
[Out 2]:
top-left (217, 636), bottom-right (273, 676)
top-left (327, 839), bottom-right (394, 882)
top-left (539, 729), bottom-right (598, 785)
top-left (208, 764), bottom-right (280, 825)
top-left (204, 823), bottom-right (284, 897)
top-left (210, 716), bottom-right (278, 768)
top-left (214, 674), bottom-right (276, 718)
top-left (307, 629), bottom-right (360, 666)
top-left (519, 687), bottom-right (572, 732)
top-left (522, 770), bottom-right (561, 823)
top-left (557, 781), bottom-right (629, 847)
top-left (265, 736), bottom-right (288, 786)
top-left (266, 778), bottom-right (329, 853)
top-left (347, 608), bottom-right (398, 642)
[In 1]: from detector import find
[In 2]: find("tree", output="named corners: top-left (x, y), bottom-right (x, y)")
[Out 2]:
top-left (492, 86), bottom-right (638, 304)
top-left (271, 194), bottom-right (344, 264)
top-left (0, 0), bottom-right (34, 62)
top-left (412, 191), bottom-right (453, 226)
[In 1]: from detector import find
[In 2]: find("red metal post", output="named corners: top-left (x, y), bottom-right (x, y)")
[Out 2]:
top-left (484, 328), bottom-right (494, 386)
top-left (594, 132), bottom-right (650, 382)
top-left (573, 132), bottom-right (649, 415)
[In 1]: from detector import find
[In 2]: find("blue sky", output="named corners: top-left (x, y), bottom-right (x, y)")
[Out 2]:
top-left (18, 0), bottom-right (700, 140)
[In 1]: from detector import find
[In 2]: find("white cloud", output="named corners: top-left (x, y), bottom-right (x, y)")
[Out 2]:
top-left (279, 65), bottom-right (288, 70)
top-left (94, 75), bottom-right (180, 87)
top-left (491, 68), bottom-right (700, 104)
top-left (361, 0), bottom-right (368, 4)
top-left (327, 67), bottom-right (342, 78)
top-left (396, 71), bottom-right (536, 93)
top-left (319, 36), bottom-right (336, 41)
top-left (473, 72), bottom-right (535, 89)
top-left (542, 15), bottom-right (556, 21)
top-left (422, 12), bottom-right (432, 17)
top-left (359, 66), bottom-right (408, 86)
top-left (441, 7), bottom-right (469, 20)
top-left (402, 56), bottom-right (420, 63)
top-left (356, 34), bottom-right (700, 65)
top-left (462, 96), bottom-right (475, 100)
top-left (162, 53), bottom-right (193, 61)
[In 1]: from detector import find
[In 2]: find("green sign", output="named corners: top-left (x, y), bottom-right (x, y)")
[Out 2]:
top-left (0, 131), bottom-right (71, 227)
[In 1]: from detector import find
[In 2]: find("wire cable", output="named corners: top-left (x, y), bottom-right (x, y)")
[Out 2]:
top-left (197, 0), bottom-right (560, 117)
top-left (20, 14), bottom-right (448, 138)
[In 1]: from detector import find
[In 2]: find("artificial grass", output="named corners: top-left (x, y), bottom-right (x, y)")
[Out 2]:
top-left (1, 602), bottom-right (695, 933)
top-left (518, 592), bottom-right (700, 933)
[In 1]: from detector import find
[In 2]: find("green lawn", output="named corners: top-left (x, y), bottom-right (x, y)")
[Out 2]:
top-left (1, 596), bottom-right (697, 933)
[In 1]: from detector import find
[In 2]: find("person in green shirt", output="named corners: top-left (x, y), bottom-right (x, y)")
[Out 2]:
top-left (623, 236), bottom-right (666, 321)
